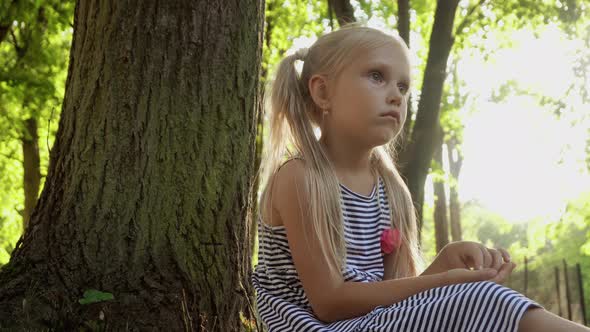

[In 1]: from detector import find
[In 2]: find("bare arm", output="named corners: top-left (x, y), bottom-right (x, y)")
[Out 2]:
top-left (272, 160), bottom-right (496, 323)
top-left (320, 273), bottom-right (451, 322)
top-left (384, 247), bottom-right (446, 278)
top-left (382, 251), bottom-right (395, 280)
top-left (420, 250), bottom-right (450, 276)
top-left (384, 230), bottom-right (452, 278)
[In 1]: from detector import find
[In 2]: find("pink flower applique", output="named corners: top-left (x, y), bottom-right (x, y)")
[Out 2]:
top-left (380, 227), bottom-right (401, 254)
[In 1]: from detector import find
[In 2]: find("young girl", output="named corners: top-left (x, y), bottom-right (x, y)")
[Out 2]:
top-left (251, 24), bottom-right (590, 332)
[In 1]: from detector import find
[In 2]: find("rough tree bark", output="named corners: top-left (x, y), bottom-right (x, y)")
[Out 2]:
top-left (0, 0), bottom-right (264, 330)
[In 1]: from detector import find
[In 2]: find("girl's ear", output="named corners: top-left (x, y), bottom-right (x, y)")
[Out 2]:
top-left (308, 74), bottom-right (332, 110)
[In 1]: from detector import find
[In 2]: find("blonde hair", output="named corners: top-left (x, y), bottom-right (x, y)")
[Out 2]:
top-left (258, 23), bottom-right (424, 280)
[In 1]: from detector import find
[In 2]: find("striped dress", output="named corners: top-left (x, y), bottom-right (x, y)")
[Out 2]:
top-left (251, 175), bottom-right (543, 331)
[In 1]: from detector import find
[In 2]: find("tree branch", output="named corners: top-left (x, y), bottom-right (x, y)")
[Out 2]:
top-left (328, 0), bottom-right (356, 27)
top-left (9, 27), bottom-right (24, 56)
top-left (454, 0), bottom-right (486, 36)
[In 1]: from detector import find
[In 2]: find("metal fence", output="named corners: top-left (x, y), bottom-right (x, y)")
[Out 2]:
top-left (504, 257), bottom-right (588, 326)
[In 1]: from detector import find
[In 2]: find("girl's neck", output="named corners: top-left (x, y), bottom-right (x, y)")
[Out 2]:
top-left (319, 135), bottom-right (373, 178)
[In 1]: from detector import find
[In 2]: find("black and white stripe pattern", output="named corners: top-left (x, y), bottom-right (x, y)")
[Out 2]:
top-left (251, 177), bottom-right (542, 331)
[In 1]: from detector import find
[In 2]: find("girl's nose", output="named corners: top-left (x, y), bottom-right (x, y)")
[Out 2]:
top-left (387, 86), bottom-right (402, 105)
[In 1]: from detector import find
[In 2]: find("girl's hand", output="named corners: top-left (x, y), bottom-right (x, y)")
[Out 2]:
top-left (488, 261), bottom-right (517, 284)
top-left (442, 241), bottom-right (512, 272)
top-left (446, 267), bottom-right (498, 284)
top-left (422, 241), bottom-right (514, 282)
top-left (445, 261), bottom-right (516, 285)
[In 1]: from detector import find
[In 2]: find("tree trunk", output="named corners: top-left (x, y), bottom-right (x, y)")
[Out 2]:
top-left (399, 0), bottom-right (460, 238)
top-left (396, 0), bottom-right (410, 46)
top-left (447, 137), bottom-right (463, 241)
top-left (396, 0), bottom-right (414, 164)
top-left (0, 0), bottom-right (264, 330)
top-left (328, 0), bottom-right (356, 26)
top-left (21, 118), bottom-right (41, 232)
top-left (433, 125), bottom-right (449, 253)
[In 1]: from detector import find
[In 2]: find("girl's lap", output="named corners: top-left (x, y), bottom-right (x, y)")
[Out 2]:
top-left (355, 281), bottom-right (543, 331)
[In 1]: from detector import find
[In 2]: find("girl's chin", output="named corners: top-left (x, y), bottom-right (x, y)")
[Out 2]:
top-left (371, 132), bottom-right (400, 147)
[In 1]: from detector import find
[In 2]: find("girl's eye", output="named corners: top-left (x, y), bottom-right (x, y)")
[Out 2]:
top-left (398, 83), bottom-right (409, 94)
top-left (369, 71), bottom-right (384, 82)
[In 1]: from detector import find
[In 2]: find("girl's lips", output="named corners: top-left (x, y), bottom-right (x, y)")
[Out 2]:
top-left (380, 112), bottom-right (400, 122)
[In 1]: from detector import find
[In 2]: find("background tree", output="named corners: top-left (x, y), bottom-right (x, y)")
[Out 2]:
top-left (432, 57), bottom-right (468, 249)
top-left (432, 123), bottom-right (450, 253)
top-left (0, 1), bottom-right (73, 240)
top-left (0, 0), bottom-right (264, 330)
top-left (448, 135), bottom-right (464, 242)
top-left (397, 0), bottom-right (461, 238)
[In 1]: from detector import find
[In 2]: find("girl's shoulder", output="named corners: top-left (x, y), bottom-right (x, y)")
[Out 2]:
top-left (273, 154), bottom-right (308, 202)
top-left (277, 154), bottom-right (305, 173)
top-left (265, 153), bottom-right (308, 212)
top-left (262, 154), bottom-right (307, 228)
top-left (276, 155), bottom-right (306, 186)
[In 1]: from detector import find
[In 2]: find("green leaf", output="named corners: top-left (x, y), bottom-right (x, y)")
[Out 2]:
top-left (78, 289), bottom-right (115, 305)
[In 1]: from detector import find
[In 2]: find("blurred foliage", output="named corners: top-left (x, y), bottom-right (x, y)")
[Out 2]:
top-left (263, 0), bottom-right (327, 83)
top-left (0, 0), bottom-right (74, 265)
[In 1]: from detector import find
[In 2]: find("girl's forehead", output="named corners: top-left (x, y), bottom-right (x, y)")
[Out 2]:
top-left (350, 45), bottom-right (410, 72)
top-left (358, 44), bottom-right (408, 63)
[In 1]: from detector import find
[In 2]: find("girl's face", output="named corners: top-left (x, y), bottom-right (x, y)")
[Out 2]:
top-left (324, 43), bottom-right (411, 148)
